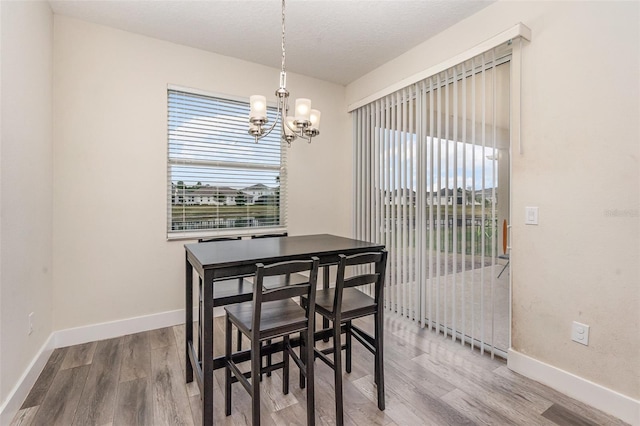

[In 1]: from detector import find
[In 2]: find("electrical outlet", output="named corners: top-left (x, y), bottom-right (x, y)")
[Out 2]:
top-left (571, 321), bottom-right (589, 345)
top-left (28, 312), bottom-right (34, 335)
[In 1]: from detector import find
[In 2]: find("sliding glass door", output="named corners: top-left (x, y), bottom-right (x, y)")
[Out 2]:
top-left (354, 45), bottom-right (511, 357)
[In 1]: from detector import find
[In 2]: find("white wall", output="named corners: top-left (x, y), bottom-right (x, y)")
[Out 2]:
top-left (0, 0), bottom-right (53, 409)
top-left (347, 0), bottom-right (639, 404)
top-left (52, 16), bottom-right (349, 331)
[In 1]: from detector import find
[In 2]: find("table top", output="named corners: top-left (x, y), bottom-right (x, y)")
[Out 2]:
top-left (185, 233), bottom-right (384, 270)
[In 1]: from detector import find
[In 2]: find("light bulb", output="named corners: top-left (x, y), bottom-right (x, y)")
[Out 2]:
top-left (295, 98), bottom-right (311, 122)
top-left (250, 95), bottom-right (267, 121)
top-left (309, 109), bottom-right (321, 130)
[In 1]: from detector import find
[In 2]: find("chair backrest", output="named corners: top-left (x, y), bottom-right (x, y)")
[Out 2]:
top-left (198, 236), bottom-right (241, 243)
top-left (251, 233), bottom-right (288, 239)
top-left (334, 250), bottom-right (388, 316)
top-left (252, 257), bottom-right (319, 333)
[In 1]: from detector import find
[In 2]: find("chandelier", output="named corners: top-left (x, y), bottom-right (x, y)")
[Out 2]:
top-left (248, 0), bottom-right (320, 145)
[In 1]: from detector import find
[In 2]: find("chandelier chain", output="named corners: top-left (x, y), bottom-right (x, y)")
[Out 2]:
top-left (281, 0), bottom-right (286, 74)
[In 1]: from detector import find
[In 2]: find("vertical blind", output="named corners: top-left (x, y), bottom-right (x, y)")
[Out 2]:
top-left (354, 45), bottom-right (511, 357)
top-left (167, 88), bottom-right (287, 239)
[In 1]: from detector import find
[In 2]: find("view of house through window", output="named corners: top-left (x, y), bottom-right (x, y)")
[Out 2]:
top-left (167, 88), bottom-right (286, 238)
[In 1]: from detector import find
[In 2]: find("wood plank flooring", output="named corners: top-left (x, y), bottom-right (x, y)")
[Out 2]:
top-left (11, 315), bottom-right (628, 426)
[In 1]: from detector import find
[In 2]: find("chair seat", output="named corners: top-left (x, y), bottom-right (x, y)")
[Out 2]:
top-left (225, 299), bottom-right (309, 339)
top-left (213, 278), bottom-right (253, 307)
top-left (304, 288), bottom-right (376, 321)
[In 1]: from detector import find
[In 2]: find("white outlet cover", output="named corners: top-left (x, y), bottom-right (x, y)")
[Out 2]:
top-left (571, 321), bottom-right (589, 346)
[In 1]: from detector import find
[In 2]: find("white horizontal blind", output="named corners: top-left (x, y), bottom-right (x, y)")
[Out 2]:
top-left (167, 88), bottom-right (287, 238)
top-left (354, 45), bottom-right (511, 358)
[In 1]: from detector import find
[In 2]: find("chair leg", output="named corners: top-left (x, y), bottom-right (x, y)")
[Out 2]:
top-left (259, 341), bottom-right (264, 382)
top-left (237, 278), bottom-right (245, 352)
top-left (306, 327), bottom-right (315, 426)
top-left (225, 315), bottom-right (232, 416)
top-left (374, 312), bottom-right (385, 411)
top-left (266, 339), bottom-right (272, 377)
top-left (333, 323), bottom-right (344, 426)
top-left (345, 320), bottom-right (352, 374)
top-left (283, 336), bottom-right (290, 395)
top-left (299, 331), bottom-right (306, 389)
top-left (258, 339), bottom-right (273, 381)
top-left (251, 337), bottom-right (262, 426)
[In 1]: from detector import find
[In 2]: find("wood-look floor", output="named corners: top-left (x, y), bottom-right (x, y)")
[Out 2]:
top-left (11, 315), bottom-right (627, 426)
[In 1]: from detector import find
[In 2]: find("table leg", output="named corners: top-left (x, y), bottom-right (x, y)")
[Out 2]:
top-left (185, 254), bottom-right (193, 383)
top-left (323, 265), bottom-right (330, 341)
top-left (198, 276), bottom-right (203, 363)
top-left (375, 306), bottom-right (385, 410)
top-left (202, 269), bottom-right (214, 425)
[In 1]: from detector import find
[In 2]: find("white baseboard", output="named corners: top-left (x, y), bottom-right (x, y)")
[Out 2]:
top-left (0, 334), bottom-right (55, 426)
top-left (55, 306), bottom-right (225, 347)
top-left (507, 348), bottom-right (640, 425)
top-left (54, 308), bottom-right (200, 348)
top-left (55, 307), bottom-right (228, 348)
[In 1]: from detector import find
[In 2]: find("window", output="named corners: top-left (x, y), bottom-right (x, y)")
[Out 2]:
top-left (167, 87), bottom-right (286, 239)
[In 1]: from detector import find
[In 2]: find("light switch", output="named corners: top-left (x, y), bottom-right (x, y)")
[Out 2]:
top-left (525, 207), bottom-right (539, 225)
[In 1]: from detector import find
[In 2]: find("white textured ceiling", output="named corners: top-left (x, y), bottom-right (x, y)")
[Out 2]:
top-left (49, 0), bottom-right (494, 86)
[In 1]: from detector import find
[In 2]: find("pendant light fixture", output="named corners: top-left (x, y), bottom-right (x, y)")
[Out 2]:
top-left (248, 0), bottom-right (320, 145)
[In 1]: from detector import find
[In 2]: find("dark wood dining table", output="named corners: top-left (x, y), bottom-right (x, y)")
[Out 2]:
top-left (184, 233), bottom-right (385, 425)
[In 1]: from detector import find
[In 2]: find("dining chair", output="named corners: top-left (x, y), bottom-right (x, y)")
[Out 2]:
top-left (303, 250), bottom-right (388, 426)
top-left (250, 232), bottom-right (308, 376)
top-left (251, 232), bottom-right (288, 239)
top-left (197, 237), bottom-right (251, 353)
top-left (198, 236), bottom-right (241, 243)
top-left (251, 233), bottom-right (310, 290)
top-left (224, 257), bottom-right (319, 426)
